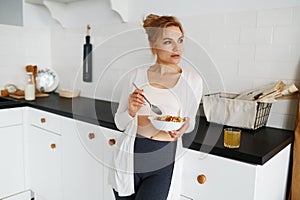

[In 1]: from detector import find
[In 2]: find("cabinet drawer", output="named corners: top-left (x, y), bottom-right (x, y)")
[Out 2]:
top-left (181, 149), bottom-right (257, 200)
top-left (28, 109), bottom-right (60, 134)
top-left (73, 120), bottom-right (106, 162)
top-left (0, 108), bottom-right (22, 127)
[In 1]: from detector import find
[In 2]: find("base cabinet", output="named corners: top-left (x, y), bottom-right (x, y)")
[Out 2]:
top-left (0, 108), bottom-right (25, 199)
top-left (24, 108), bottom-right (63, 200)
top-left (1, 107), bottom-right (291, 200)
top-left (179, 194), bottom-right (193, 200)
top-left (27, 126), bottom-right (62, 200)
top-left (26, 108), bottom-right (121, 200)
top-left (61, 118), bottom-right (105, 200)
top-left (61, 118), bottom-right (122, 200)
top-left (2, 190), bottom-right (33, 200)
top-left (180, 145), bottom-right (291, 200)
top-left (181, 149), bottom-right (256, 200)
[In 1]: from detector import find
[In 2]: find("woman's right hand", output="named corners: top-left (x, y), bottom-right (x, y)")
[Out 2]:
top-left (128, 89), bottom-right (145, 117)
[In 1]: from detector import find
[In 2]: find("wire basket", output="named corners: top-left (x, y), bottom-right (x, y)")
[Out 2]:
top-left (203, 93), bottom-right (272, 130)
top-left (253, 102), bottom-right (272, 129)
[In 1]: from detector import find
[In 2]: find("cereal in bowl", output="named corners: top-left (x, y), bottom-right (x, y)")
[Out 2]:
top-left (154, 115), bottom-right (184, 122)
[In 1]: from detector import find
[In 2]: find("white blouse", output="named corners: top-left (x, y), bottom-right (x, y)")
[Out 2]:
top-left (109, 66), bottom-right (203, 199)
top-left (137, 85), bottom-right (181, 116)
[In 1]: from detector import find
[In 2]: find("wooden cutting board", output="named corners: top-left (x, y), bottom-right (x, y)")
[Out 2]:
top-left (9, 93), bottom-right (49, 99)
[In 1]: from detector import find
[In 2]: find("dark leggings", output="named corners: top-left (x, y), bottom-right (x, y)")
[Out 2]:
top-left (114, 134), bottom-right (176, 200)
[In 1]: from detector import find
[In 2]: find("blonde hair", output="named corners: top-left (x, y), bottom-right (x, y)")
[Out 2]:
top-left (143, 14), bottom-right (184, 52)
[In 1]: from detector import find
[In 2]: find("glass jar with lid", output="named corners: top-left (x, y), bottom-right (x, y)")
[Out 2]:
top-left (25, 72), bottom-right (35, 101)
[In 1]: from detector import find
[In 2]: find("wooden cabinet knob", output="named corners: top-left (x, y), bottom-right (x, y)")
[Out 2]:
top-left (88, 133), bottom-right (95, 140)
top-left (109, 139), bottom-right (116, 146)
top-left (197, 174), bottom-right (206, 184)
top-left (40, 118), bottom-right (46, 123)
top-left (50, 143), bottom-right (56, 149)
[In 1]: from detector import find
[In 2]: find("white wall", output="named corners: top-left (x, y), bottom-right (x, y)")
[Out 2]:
top-left (128, 0), bottom-right (300, 21)
top-left (50, 5), bottom-right (300, 130)
top-left (0, 0), bottom-right (299, 130)
top-left (0, 2), bottom-right (58, 90)
top-left (0, 24), bottom-right (51, 89)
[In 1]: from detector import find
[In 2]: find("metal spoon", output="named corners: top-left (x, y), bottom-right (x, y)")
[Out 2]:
top-left (132, 82), bottom-right (162, 115)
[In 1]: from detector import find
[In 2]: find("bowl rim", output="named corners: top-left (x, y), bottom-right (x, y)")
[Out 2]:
top-left (148, 116), bottom-right (185, 124)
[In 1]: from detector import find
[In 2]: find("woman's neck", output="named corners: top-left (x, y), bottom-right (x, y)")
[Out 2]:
top-left (150, 63), bottom-right (182, 76)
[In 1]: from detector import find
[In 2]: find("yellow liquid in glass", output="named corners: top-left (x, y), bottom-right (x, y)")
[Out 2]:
top-left (224, 129), bottom-right (241, 148)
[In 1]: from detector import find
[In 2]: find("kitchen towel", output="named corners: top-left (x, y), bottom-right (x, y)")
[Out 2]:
top-left (289, 95), bottom-right (300, 200)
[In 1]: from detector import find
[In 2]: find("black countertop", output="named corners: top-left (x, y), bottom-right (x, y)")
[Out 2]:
top-left (0, 93), bottom-right (293, 165)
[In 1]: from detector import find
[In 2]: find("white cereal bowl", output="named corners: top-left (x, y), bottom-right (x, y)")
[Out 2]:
top-left (148, 116), bottom-right (184, 132)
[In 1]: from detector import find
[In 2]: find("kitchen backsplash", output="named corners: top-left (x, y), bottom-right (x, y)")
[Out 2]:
top-left (0, 5), bottom-right (299, 130)
top-left (0, 25), bottom-right (51, 89)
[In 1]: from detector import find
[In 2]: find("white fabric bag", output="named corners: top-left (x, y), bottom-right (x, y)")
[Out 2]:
top-left (203, 93), bottom-right (258, 129)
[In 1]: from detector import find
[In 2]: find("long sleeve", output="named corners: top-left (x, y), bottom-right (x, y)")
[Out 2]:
top-left (184, 72), bottom-right (203, 133)
top-left (114, 70), bottom-right (137, 131)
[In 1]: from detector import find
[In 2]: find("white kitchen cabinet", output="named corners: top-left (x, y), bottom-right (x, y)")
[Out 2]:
top-left (0, 108), bottom-right (25, 199)
top-left (253, 144), bottom-right (291, 200)
top-left (25, 108), bottom-right (63, 200)
top-left (61, 118), bottom-right (105, 200)
top-left (181, 149), bottom-right (256, 200)
top-left (180, 145), bottom-right (291, 200)
top-left (2, 105), bottom-right (290, 200)
top-left (27, 126), bottom-right (62, 200)
top-left (25, 108), bottom-right (119, 200)
top-left (179, 194), bottom-right (193, 200)
top-left (2, 190), bottom-right (33, 200)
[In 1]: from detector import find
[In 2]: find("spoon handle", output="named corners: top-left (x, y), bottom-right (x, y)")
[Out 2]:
top-left (132, 82), bottom-right (151, 105)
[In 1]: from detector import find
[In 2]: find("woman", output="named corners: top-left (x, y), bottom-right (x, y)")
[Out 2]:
top-left (110, 14), bottom-right (203, 200)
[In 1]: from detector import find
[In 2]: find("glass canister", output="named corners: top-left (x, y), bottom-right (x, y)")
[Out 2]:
top-left (25, 72), bottom-right (35, 101)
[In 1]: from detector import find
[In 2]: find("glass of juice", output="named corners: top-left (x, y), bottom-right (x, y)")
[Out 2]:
top-left (224, 128), bottom-right (241, 148)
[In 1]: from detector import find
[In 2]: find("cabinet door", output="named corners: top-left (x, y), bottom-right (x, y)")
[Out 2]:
top-left (61, 119), bottom-right (104, 200)
top-left (181, 149), bottom-right (257, 200)
top-left (179, 194), bottom-right (193, 200)
top-left (0, 125), bottom-right (25, 199)
top-left (2, 190), bottom-right (32, 200)
top-left (254, 144), bottom-right (291, 200)
top-left (27, 126), bottom-right (62, 200)
top-left (101, 126), bottom-right (121, 200)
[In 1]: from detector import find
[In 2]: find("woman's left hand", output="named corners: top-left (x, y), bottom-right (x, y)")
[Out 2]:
top-left (168, 117), bottom-right (190, 139)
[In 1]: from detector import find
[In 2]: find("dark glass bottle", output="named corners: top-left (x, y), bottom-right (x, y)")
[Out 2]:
top-left (83, 25), bottom-right (92, 82)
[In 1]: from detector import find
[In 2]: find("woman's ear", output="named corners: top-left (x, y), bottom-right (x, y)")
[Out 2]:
top-left (151, 47), bottom-right (157, 55)
top-left (150, 42), bottom-right (157, 55)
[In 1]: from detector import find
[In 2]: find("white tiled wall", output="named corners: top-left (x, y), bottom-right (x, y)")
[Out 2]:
top-left (257, 8), bottom-right (293, 27)
top-left (51, 6), bottom-right (299, 130)
top-left (179, 6), bottom-right (299, 130)
top-left (0, 25), bottom-right (51, 89)
top-left (0, 6), bottom-right (299, 130)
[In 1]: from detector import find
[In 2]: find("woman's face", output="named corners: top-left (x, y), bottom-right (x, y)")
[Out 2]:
top-left (153, 26), bottom-right (184, 66)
